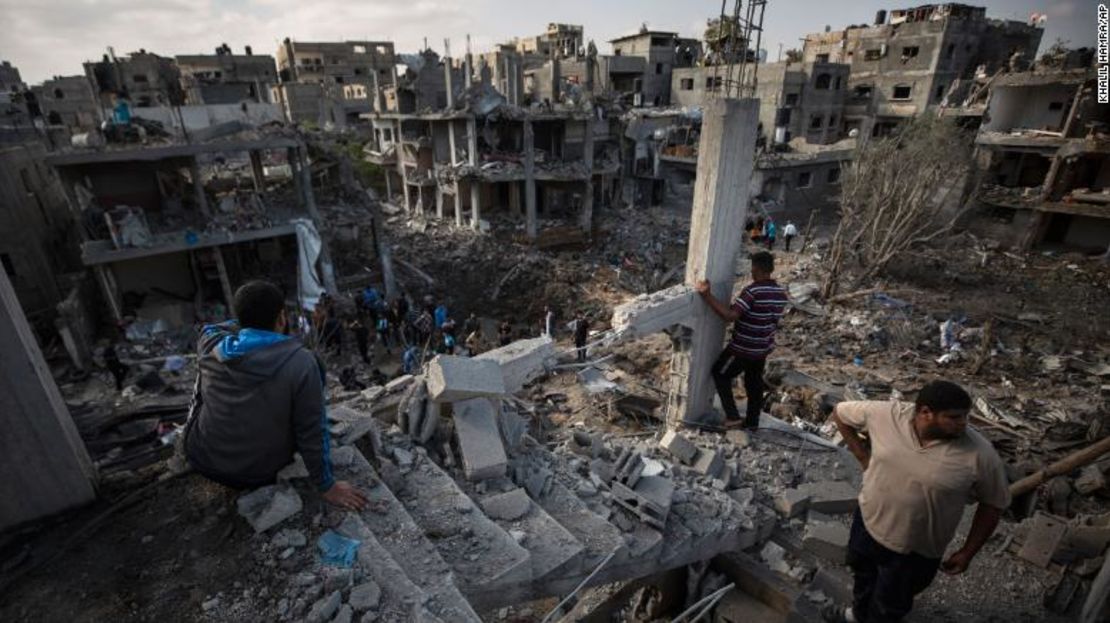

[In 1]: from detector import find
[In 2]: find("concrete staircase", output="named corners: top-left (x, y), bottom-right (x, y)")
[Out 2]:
top-left (314, 424), bottom-right (775, 617)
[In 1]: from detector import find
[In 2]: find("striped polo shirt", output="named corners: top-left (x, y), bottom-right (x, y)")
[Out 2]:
top-left (727, 279), bottom-right (789, 359)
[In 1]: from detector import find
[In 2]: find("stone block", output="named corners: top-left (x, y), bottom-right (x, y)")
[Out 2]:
top-left (348, 581), bottom-right (381, 612)
top-left (691, 448), bottom-right (725, 479)
top-left (611, 475), bottom-right (674, 530)
top-left (237, 484), bottom-right (303, 533)
top-left (774, 487), bottom-right (811, 518)
top-left (306, 590), bottom-right (342, 623)
top-left (1018, 511), bottom-right (1068, 567)
top-left (453, 398), bottom-right (508, 481)
top-left (799, 480), bottom-right (859, 514)
top-left (726, 429), bottom-right (751, 447)
top-left (426, 355), bottom-right (506, 403)
top-left (659, 429), bottom-right (698, 464)
top-left (481, 488), bottom-right (531, 521)
top-left (1077, 465), bottom-right (1107, 495)
top-left (614, 449), bottom-right (645, 488)
top-left (804, 520), bottom-right (850, 563)
top-left (475, 335), bottom-right (555, 393)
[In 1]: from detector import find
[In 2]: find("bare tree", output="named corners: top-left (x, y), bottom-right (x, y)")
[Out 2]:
top-left (822, 116), bottom-right (975, 298)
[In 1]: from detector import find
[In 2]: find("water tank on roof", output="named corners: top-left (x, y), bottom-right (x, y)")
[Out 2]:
top-left (875, 10), bottom-right (887, 25)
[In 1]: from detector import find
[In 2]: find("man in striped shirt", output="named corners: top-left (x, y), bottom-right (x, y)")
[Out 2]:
top-left (695, 251), bottom-right (789, 429)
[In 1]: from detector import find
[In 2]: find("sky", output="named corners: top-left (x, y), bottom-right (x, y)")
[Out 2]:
top-left (0, 0), bottom-right (1095, 85)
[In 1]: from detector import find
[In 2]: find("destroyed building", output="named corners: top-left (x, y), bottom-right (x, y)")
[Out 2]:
top-left (968, 61), bottom-right (1109, 252)
top-left (608, 30), bottom-right (701, 107)
top-left (802, 3), bottom-right (1044, 137)
top-left (43, 136), bottom-right (331, 345)
top-left (273, 39), bottom-right (397, 126)
top-left (84, 49), bottom-right (185, 108)
top-left (511, 23), bottom-right (585, 60)
top-left (364, 49), bottom-right (621, 240)
top-left (34, 75), bottom-right (102, 131)
top-left (176, 44), bottom-right (278, 105)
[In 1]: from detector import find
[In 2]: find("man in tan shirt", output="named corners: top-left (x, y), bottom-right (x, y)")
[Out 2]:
top-left (825, 380), bottom-right (1010, 623)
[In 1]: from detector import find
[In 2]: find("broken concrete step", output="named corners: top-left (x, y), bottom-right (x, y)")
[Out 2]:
top-left (335, 514), bottom-right (442, 622)
top-left (536, 482), bottom-right (627, 569)
top-left (335, 445), bottom-right (482, 623)
top-left (478, 488), bottom-right (585, 582)
top-left (385, 445), bottom-right (532, 592)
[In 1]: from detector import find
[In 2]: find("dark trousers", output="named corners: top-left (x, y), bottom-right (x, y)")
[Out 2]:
top-left (355, 336), bottom-right (370, 363)
top-left (575, 340), bottom-right (587, 362)
top-left (848, 509), bottom-right (941, 623)
top-left (784, 234), bottom-right (795, 251)
top-left (710, 349), bottom-right (765, 427)
top-left (107, 361), bottom-right (128, 391)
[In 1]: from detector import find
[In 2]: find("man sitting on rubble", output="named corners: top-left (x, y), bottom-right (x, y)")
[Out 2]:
top-left (695, 251), bottom-right (788, 429)
top-left (824, 380), bottom-right (1010, 623)
top-left (184, 280), bottom-right (369, 511)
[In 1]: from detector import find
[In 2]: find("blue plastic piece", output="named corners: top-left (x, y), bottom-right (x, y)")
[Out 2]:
top-left (317, 530), bottom-right (361, 567)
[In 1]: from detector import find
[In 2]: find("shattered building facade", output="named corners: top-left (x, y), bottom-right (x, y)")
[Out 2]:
top-left (273, 39), bottom-right (396, 125)
top-left (608, 30), bottom-right (701, 107)
top-left (176, 44), bottom-right (277, 105)
top-left (968, 60), bottom-right (1110, 251)
top-left (84, 49), bottom-right (185, 108)
top-left (802, 3), bottom-right (1044, 138)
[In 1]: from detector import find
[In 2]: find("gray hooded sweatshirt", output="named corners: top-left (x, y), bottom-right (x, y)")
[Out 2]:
top-left (184, 321), bottom-right (334, 491)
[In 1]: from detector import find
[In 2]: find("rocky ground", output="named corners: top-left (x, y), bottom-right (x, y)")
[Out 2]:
top-left (1, 179), bottom-right (1108, 621)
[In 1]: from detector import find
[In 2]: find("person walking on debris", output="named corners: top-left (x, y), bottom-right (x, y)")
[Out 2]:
top-left (402, 344), bottom-right (420, 374)
top-left (824, 380), bottom-right (1010, 623)
top-left (783, 220), bottom-right (798, 251)
top-left (695, 251), bottom-right (788, 430)
top-left (349, 316), bottom-right (371, 364)
top-left (573, 311), bottom-right (590, 363)
top-left (463, 313), bottom-right (479, 338)
top-left (465, 329), bottom-right (482, 357)
top-left (765, 219), bottom-right (777, 250)
top-left (544, 306), bottom-right (555, 338)
top-left (183, 280), bottom-right (369, 510)
top-left (375, 313), bottom-right (391, 355)
top-left (498, 320), bottom-right (513, 347)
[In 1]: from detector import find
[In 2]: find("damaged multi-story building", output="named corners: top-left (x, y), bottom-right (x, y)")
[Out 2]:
top-left (84, 49), bottom-right (185, 109)
top-left (176, 43), bottom-right (277, 105)
top-left (42, 133), bottom-right (337, 367)
top-left (961, 49), bottom-right (1109, 252)
top-left (273, 39), bottom-right (397, 126)
top-left (364, 45), bottom-right (621, 242)
top-left (802, 2), bottom-right (1043, 138)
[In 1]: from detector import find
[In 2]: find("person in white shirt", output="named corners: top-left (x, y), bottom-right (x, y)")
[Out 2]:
top-left (783, 220), bottom-right (799, 251)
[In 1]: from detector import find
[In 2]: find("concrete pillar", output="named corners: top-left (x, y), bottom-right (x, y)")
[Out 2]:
top-left (455, 182), bottom-right (464, 226)
top-left (448, 120), bottom-right (459, 166)
top-left (470, 182), bottom-right (482, 229)
top-left (514, 57), bottom-right (524, 105)
top-left (213, 246), bottom-right (235, 309)
top-left (579, 115), bottom-right (595, 234)
top-left (249, 150), bottom-right (266, 193)
top-left (0, 269), bottom-right (96, 530)
top-left (467, 117), bottom-right (478, 165)
top-left (190, 157), bottom-right (210, 217)
top-left (384, 169), bottom-right (393, 200)
top-left (444, 56), bottom-right (455, 109)
top-left (288, 147), bottom-right (303, 204)
top-left (551, 60), bottom-right (561, 102)
top-left (524, 119), bottom-right (538, 239)
top-left (509, 181), bottom-right (522, 217)
top-left (435, 187), bottom-right (445, 220)
top-left (94, 264), bottom-right (122, 322)
top-left (671, 98), bottom-right (758, 426)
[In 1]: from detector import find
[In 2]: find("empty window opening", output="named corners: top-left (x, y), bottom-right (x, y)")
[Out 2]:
top-left (816, 53), bottom-right (830, 63)
top-left (935, 84), bottom-right (946, 100)
top-left (132, 74), bottom-right (149, 83)
top-left (901, 46), bottom-right (920, 62)
top-left (797, 171), bottom-right (813, 188)
top-left (946, 43), bottom-right (955, 58)
top-left (784, 92), bottom-right (799, 106)
top-left (864, 49), bottom-right (882, 61)
top-left (1048, 101), bottom-right (1064, 111)
top-left (853, 84), bottom-right (873, 98)
top-left (655, 63), bottom-right (663, 75)
top-left (892, 84), bottom-right (912, 99)
top-left (809, 114), bottom-right (823, 129)
top-left (834, 76), bottom-right (842, 90)
top-left (815, 73), bottom-right (832, 89)
top-left (680, 78), bottom-right (694, 90)
top-left (53, 88), bottom-right (64, 99)
top-left (827, 167), bottom-right (841, 183)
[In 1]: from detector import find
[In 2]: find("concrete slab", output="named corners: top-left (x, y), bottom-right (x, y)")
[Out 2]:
top-left (537, 482), bottom-right (627, 568)
top-left (481, 488), bottom-right (531, 521)
top-left (691, 448), bottom-right (725, 479)
top-left (335, 447), bottom-right (481, 622)
top-left (426, 356), bottom-right (506, 402)
top-left (385, 443), bottom-right (531, 592)
top-left (612, 476), bottom-right (674, 530)
top-left (774, 488), bottom-right (811, 519)
top-left (476, 336), bottom-right (555, 393)
top-left (453, 398), bottom-right (508, 481)
top-left (803, 520), bottom-right (850, 564)
top-left (611, 284), bottom-right (698, 338)
top-left (798, 480), bottom-right (858, 514)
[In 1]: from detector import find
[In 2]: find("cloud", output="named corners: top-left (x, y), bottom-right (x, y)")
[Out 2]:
top-left (0, 0), bottom-right (475, 83)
